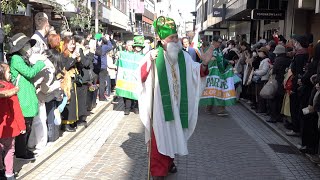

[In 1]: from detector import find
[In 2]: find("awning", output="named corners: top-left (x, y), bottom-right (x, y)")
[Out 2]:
top-left (28, 0), bottom-right (76, 12)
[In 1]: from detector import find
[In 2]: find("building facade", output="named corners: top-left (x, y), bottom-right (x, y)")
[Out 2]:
top-left (196, 0), bottom-right (320, 44)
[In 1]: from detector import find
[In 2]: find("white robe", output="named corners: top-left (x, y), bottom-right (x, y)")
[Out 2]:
top-left (138, 51), bottom-right (206, 158)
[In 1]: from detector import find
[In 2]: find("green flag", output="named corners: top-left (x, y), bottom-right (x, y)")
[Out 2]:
top-left (200, 48), bottom-right (237, 106)
top-left (115, 51), bottom-right (144, 100)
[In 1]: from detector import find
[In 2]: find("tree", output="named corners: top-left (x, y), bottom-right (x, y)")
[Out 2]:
top-left (1, 0), bottom-right (25, 14)
top-left (69, 0), bottom-right (92, 31)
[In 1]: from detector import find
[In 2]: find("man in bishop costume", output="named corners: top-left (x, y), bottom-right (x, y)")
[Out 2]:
top-left (138, 16), bottom-right (215, 179)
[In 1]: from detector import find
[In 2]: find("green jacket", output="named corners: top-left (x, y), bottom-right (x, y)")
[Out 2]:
top-left (10, 55), bottom-right (45, 117)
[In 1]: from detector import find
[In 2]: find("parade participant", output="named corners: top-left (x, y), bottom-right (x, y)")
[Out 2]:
top-left (138, 16), bottom-right (212, 179)
top-left (201, 35), bottom-right (237, 116)
top-left (116, 36), bottom-right (145, 115)
top-left (8, 33), bottom-right (45, 160)
top-left (128, 35), bottom-right (144, 115)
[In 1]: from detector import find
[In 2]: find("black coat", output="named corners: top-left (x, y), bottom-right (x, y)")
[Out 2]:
top-left (272, 54), bottom-right (291, 83)
top-left (78, 48), bottom-right (96, 84)
top-left (290, 50), bottom-right (308, 93)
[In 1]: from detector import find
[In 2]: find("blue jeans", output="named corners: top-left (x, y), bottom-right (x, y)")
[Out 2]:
top-left (105, 74), bottom-right (111, 97)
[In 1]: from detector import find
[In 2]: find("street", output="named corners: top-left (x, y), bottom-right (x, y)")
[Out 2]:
top-left (20, 102), bottom-right (320, 180)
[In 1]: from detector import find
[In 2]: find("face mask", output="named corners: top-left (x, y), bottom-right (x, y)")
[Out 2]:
top-left (21, 43), bottom-right (32, 57)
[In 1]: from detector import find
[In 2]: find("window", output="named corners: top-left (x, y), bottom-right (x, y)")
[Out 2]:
top-left (204, 1), bottom-right (208, 21)
top-left (106, 0), bottom-right (111, 8)
top-left (112, 0), bottom-right (127, 14)
top-left (208, 0), bottom-right (213, 15)
top-left (113, 0), bottom-right (120, 9)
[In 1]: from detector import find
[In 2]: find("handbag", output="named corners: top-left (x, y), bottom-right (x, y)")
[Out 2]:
top-left (260, 75), bottom-right (278, 99)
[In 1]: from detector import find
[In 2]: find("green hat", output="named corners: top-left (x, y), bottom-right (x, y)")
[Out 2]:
top-left (153, 16), bottom-right (177, 40)
top-left (133, 35), bottom-right (145, 47)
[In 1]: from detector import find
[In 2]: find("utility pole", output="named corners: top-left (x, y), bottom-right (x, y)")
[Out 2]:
top-left (95, 0), bottom-right (99, 33)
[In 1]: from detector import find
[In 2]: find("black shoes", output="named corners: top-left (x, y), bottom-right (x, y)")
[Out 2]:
top-left (266, 118), bottom-right (277, 123)
top-left (15, 152), bottom-right (35, 161)
top-left (0, 169), bottom-right (5, 178)
top-left (62, 125), bottom-right (76, 132)
top-left (124, 109), bottom-right (130, 115)
top-left (77, 120), bottom-right (88, 128)
top-left (169, 163), bottom-right (177, 174)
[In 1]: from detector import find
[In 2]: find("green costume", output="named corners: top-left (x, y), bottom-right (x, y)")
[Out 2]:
top-left (153, 16), bottom-right (189, 128)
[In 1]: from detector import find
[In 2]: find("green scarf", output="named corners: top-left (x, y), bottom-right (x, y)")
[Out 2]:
top-left (213, 48), bottom-right (229, 73)
top-left (156, 47), bottom-right (188, 128)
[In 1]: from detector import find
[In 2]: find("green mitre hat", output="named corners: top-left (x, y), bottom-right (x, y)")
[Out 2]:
top-left (133, 35), bottom-right (145, 47)
top-left (153, 16), bottom-right (177, 40)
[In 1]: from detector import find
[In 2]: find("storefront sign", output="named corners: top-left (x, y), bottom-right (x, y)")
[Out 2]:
top-left (251, 9), bottom-right (285, 20)
top-left (204, 31), bottom-right (213, 36)
top-left (212, 8), bottom-right (224, 17)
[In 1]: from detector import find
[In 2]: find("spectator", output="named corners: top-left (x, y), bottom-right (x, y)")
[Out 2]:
top-left (60, 36), bottom-right (81, 132)
top-left (0, 63), bottom-right (26, 180)
top-left (253, 47), bottom-right (271, 113)
top-left (182, 37), bottom-right (199, 62)
top-left (223, 40), bottom-right (240, 65)
top-left (31, 12), bottom-right (50, 54)
top-left (74, 31), bottom-right (96, 127)
top-left (286, 35), bottom-right (309, 137)
top-left (296, 41), bottom-right (320, 154)
top-left (98, 35), bottom-right (113, 101)
top-left (27, 12), bottom-right (53, 153)
top-left (8, 33), bottom-right (45, 160)
top-left (266, 40), bottom-right (277, 63)
top-left (267, 45), bottom-right (291, 123)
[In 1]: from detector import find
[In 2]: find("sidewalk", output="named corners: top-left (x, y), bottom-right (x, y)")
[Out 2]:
top-left (239, 100), bottom-right (318, 164)
top-left (15, 98), bottom-right (114, 179)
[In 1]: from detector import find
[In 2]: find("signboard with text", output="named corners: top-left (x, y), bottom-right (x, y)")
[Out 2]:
top-left (251, 9), bottom-right (285, 20)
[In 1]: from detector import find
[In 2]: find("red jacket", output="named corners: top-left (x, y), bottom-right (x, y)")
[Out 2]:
top-left (0, 81), bottom-right (26, 138)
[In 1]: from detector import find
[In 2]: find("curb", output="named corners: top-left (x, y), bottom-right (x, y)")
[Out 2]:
top-left (17, 98), bottom-right (114, 179)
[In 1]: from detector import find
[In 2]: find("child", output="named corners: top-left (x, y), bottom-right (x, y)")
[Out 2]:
top-left (0, 63), bottom-right (26, 180)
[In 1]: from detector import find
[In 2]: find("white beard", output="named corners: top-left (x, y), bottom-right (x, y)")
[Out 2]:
top-left (165, 42), bottom-right (182, 65)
